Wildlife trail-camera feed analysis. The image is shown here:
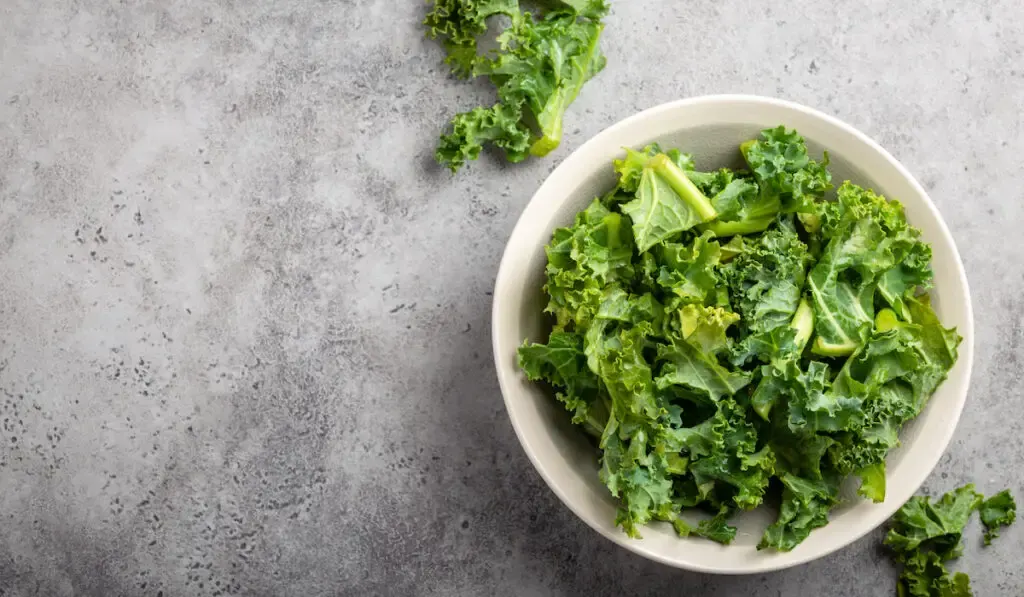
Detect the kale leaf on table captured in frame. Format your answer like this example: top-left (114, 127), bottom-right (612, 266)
top-left (425, 0), bottom-right (609, 172)
top-left (885, 485), bottom-right (1017, 596)
top-left (979, 490), bottom-right (1017, 545)
top-left (517, 126), bottom-right (964, 551)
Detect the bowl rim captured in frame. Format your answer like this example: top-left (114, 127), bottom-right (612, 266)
top-left (491, 94), bottom-right (974, 574)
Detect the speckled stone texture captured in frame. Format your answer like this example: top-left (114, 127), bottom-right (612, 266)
top-left (0, 1), bottom-right (1021, 595)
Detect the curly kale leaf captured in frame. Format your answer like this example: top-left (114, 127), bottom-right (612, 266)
top-left (884, 485), bottom-right (993, 597)
top-left (596, 326), bottom-right (676, 536)
top-left (477, 10), bottom-right (606, 157)
top-left (606, 426), bottom-right (676, 538)
top-left (676, 304), bottom-right (739, 357)
top-left (807, 182), bottom-right (933, 356)
top-left (652, 232), bottom-right (722, 305)
top-left (541, 199), bottom-right (635, 330)
top-left (758, 473), bottom-right (841, 551)
top-left (661, 399), bottom-right (775, 513)
top-left (655, 341), bottom-right (752, 402)
top-left (436, 100), bottom-right (533, 172)
top-left (741, 126), bottom-right (833, 214)
top-left (684, 126), bottom-right (832, 237)
top-left (615, 149), bottom-right (717, 252)
top-left (672, 505), bottom-right (738, 545)
top-left (723, 219), bottom-right (813, 365)
top-left (701, 178), bottom-right (779, 237)
top-left (886, 484), bottom-right (983, 560)
top-left (518, 331), bottom-right (609, 437)
top-left (613, 143), bottom-right (696, 195)
top-left (424, 0), bottom-right (521, 77)
top-left (979, 490), bottom-right (1016, 545)
top-left (856, 461), bottom-right (887, 503)
top-left (885, 485), bottom-right (1016, 595)
top-left (428, 1), bottom-right (608, 171)
top-left (898, 552), bottom-right (973, 597)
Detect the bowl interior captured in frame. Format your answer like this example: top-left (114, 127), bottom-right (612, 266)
top-left (493, 97), bottom-right (973, 573)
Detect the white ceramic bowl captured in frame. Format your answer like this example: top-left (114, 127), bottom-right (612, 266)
top-left (491, 95), bottom-right (974, 573)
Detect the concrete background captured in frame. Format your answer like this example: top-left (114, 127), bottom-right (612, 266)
top-left (1, 1), bottom-right (1022, 595)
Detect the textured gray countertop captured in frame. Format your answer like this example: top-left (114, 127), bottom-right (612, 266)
top-left (1, 1), bottom-right (1022, 596)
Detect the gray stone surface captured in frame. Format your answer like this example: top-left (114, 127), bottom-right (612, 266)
top-left (0, 0), bottom-right (1022, 595)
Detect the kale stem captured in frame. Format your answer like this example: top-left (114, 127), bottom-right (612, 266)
top-left (790, 298), bottom-right (815, 351)
top-left (648, 154), bottom-right (718, 221)
top-left (702, 216), bottom-right (775, 237)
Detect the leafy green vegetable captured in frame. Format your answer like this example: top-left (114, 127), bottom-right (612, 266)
top-left (856, 461), bottom-right (886, 502)
top-left (423, 0), bottom-right (521, 77)
top-left (886, 485), bottom-right (982, 559)
top-left (436, 101), bottom-right (533, 170)
top-left (723, 219), bottom-right (813, 366)
top-left (616, 149), bottom-right (718, 251)
top-left (655, 341), bottom-right (752, 401)
top-left (699, 126), bottom-right (833, 238)
top-left (518, 126), bottom-right (960, 550)
top-left (677, 304), bottom-right (739, 356)
top-left (885, 485), bottom-right (1016, 596)
top-left (518, 330), bottom-right (608, 436)
top-left (426, 0), bottom-right (608, 172)
top-left (741, 126), bottom-right (833, 214)
top-left (898, 552), bottom-right (972, 597)
top-left (758, 473), bottom-right (840, 551)
top-left (673, 505), bottom-right (738, 545)
top-left (979, 490), bottom-right (1016, 545)
top-left (807, 182), bottom-right (932, 356)
top-left (540, 199), bottom-right (634, 330)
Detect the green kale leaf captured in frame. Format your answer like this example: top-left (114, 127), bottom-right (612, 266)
top-left (672, 505), bottom-right (738, 545)
top-left (424, 0), bottom-right (521, 77)
top-left (979, 490), bottom-right (1016, 545)
top-left (655, 341), bottom-right (752, 402)
top-left (723, 219), bottom-right (813, 365)
top-left (542, 199), bottom-right (634, 330)
top-left (653, 233), bottom-right (722, 305)
top-left (885, 484), bottom-right (982, 560)
top-left (807, 182), bottom-right (932, 356)
top-left (436, 100), bottom-right (534, 172)
top-left (758, 473), bottom-right (840, 551)
top-left (885, 485), bottom-right (1016, 595)
top-left (427, 0), bottom-right (608, 171)
top-left (518, 330), bottom-right (609, 437)
top-left (617, 150), bottom-right (718, 252)
top-left (741, 126), bottom-right (833, 214)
